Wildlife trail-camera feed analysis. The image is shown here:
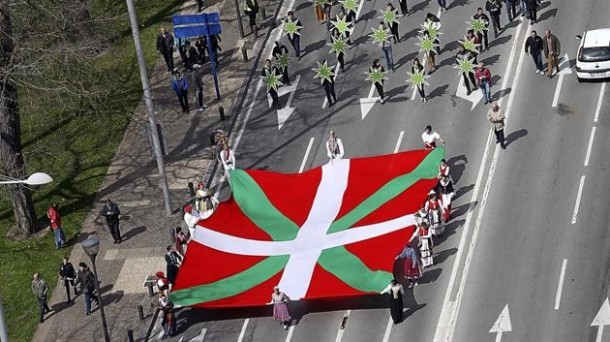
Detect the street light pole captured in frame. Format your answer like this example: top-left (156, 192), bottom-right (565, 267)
top-left (82, 236), bottom-right (110, 342)
top-left (125, 0), bottom-right (173, 216)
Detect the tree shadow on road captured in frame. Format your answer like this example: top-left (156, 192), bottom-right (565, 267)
top-left (505, 129), bottom-right (528, 147)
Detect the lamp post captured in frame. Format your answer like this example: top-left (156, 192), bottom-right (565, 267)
top-left (82, 235), bottom-right (110, 342)
top-left (0, 171), bottom-right (52, 341)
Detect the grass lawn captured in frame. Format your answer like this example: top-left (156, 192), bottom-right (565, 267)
top-left (0, 0), bottom-right (185, 340)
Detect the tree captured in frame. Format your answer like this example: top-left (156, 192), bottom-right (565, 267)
top-left (0, 0), bottom-right (109, 236)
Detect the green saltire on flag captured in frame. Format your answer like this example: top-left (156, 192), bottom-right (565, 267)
top-left (454, 57), bottom-right (476, 74)
top-left (263, 69), bottom-right (281, 91)
top-left (313, 60), bottom-right (336, 84)
top-left (365, 68), bottom-right (387, 85)
top-left (407, 68), bottom-right (429, 87)
top-left (282, 17), bottom-right (303, 39)
top-left (370, 26), bottom-right (391, 46)
top-left (329, 36), bottom-right (349, 57)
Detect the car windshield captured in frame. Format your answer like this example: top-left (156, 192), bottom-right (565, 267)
top-left (581, 46), bottom-right (610, 62)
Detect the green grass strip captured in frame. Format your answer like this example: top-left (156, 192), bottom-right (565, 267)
top-left (327, 147), bottom-right (444, 234)
top-left (170, 255), bottom-right (290, 306)
top-left (318, 246), bottom-right (393, 292)
top-left (230, 169), bottom-right (300, 241)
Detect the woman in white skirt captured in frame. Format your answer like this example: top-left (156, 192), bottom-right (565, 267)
top-left (412, 221), bottom-right (434, 268)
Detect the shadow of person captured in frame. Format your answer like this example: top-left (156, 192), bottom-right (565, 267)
top-left (505, 128), bottom-right (528, 147)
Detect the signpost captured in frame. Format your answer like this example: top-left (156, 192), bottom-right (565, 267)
top-left (173, 13), bottom-right (223, 101)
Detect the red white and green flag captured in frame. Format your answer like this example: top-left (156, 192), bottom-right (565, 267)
top-left (171, 147), bottom-right (444, 307)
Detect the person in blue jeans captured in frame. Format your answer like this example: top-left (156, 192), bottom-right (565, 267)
top-left (286, 11), bottom-right (302, 59)
top-left (170, 70), bottom-right (190, 113)
top-left (524, 30), bottom-right (545, 74)
top-left (379, 22), bottom-right (394, 71)
top-left (437, 0), bottom-right (447, 12)
top-left (475, 62), bottom-right (493, 104)
top-left (504, 0), bottom-right (517, 21)
top-left (520, 0), bottom-right (527, 16)
top-left (74, 263), bottom-right (99, 316)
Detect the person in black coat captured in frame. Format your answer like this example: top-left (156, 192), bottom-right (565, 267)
top-left (195, 36), bottom-right (207, 64)
top-left (101, 199), bottom-right (121, 244)
top-left (165, 246), bottom-right (183, 284)
top-left (262, 59), bottom-right (281, 107)
top-left (485, 0), bottom-right (503, 37)
top-left (323, 75), bottom-right (337, 107)
top-left (243, 0), bottom-right (260, 31)
top-left (472, 8), bottom-right (490, 51)
top-left (525, 0), bottom-right (538, 23)
top-left (272, 41), bottom-right (291, 86)
top-left (156, 28), bottom-right (175, 72)
top-left (184, 40), bottom-right (199, 71)
top-left (59, 257), bottom-right (76, 303)
top-left (210, 34), bottom-right (222, 65)
top-left (524, 30), bottom-right (544, 74)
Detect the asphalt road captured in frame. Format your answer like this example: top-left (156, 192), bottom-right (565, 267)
top-left (166, 0), bottom-right (610, 341)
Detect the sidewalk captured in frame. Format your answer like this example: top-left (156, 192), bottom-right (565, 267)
top-left (31, 0), bottom-right (276, 340)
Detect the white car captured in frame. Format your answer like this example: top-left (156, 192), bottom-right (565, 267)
top-left (575, 28), bottom-right (610, 82)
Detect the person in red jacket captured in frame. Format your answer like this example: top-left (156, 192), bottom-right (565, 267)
top-left (475, 62), bottom-right (493, 104)
top-left (47, 204), bottom-right (66, 249)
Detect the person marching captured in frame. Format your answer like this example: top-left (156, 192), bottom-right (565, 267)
top-left (438, 159), bottom-right (450, 178)
top-left (243, 0), bottom-right (260, 33)
top-left (326, 130), bottom-right (345, 161)
top-left (425, 190), bottom-right (445, 235)
top-left (397, 243), bottom-right (422, 288)
top-left (157, 292), bottom-right (177, 338)
top-left (272, 41), bottom-right (291, 86)
top-left (174, 227), bottom-right (188, 255)
top-left (380, 279), bottom-right (405, 325)
top-left (270, 286), bottom-right (292, 330)
top-left (472, 7), bottom-right (490, 51)
top-left (542, 30), bottom-right (561, 78)
top-left (220, 143), bottom-right (236, 179)
top-left (525, 30), bottom-right (545, 75)
top-left (436, 175), bottom-right (455, 223)
top-left (386, 3), bottom-right (400, 44)
top-left (421, 125), bottom-right (445, 149)
top-left (488, 102), bottom-right (507, 149)
top-left (423, 31), bottom-right (440, 73)
top-left (322, 72), bottom-right (338, 107)
top-left (165, 245), bottom-right (183, 284)
top-left (379, 22), bottom-right (395, 71)
top-left (331, 29), bottom-right (346, 72)
top-left (412, 221), bottom-right (434, 267)
top-left (286, 11), bottom-right (303, 59)
top-left (370, 59), bottom-right (386, 104)
top-left (455, 45), bottom-right (478, 95)
top-left (397, 0), bottom-right (409, 16)
top-left (262, 59), bottom-right (280, 107)
top-left (485, 0), bottom-right (503, 38)
top-left (475, 62), bottom-right (493, 104)
top-left (464, 30), bottom-right (481, 62)
top-left (411, 58), bottom-right (427, 102)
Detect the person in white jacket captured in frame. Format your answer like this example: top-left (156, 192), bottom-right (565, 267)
top-left (220, 143), bottom-right (235, 179)
top-left (325, 130), bottom-right (344, 161)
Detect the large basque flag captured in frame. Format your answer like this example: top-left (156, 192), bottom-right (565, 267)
top-left (171, 147), bottom-right (444, 307)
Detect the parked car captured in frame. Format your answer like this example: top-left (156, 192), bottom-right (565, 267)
top-left (575, 28), bottom-right (610, 82)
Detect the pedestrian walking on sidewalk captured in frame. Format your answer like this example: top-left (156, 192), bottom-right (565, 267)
top-left (485, 0), bottom-right (503, 38)
top-left (195, 36), bottom-right (207, 64)
top-left (184, 40), bottom-right (199, 71)
top-left (411, 58), bottom-right (427, 102)
top-left (59, 257), bottom-right (76, 303)
top-left (379, 22), bottom-right (395, 71)
top-left (475, 62), bottom-right (493, 104)
top-left (525, 30), bottom-right (545, 74)
top-left (286, 11), bottom-right (302, 59)
top-left (326, 130), bottom-right (344, 160)
top-left (243, 0), bottom-right (260, 32)
top-left (543, 30), bottom-right (561, 78)
top-left (270, 286), bottom-right (292, 330)
top-left (397, 244), bottom-right (422, 288)
top-left (397, 0), bottom-right (409, 16)
top-left (165, 246), bottom-right (183, 284)
top-left (505, 0), bottom-right (517, 22)
top-left (455, 45), bottom-right (478, 95)
top-left (323, 75), bottom-right (338, 107)
top-left (380, 279), bottom-right (405, 325)
top-left (472, 8), bottom-right (490, 51)
top-left (171, 70), bottom-right (190, 113)
top-left (192, 64), bottom-right (205, 111)
top-left (74, 263), bottom-right (99, 316)
top-left (370, 59), bottom-right (386, 104)
top-left (101, 199), bottom-right (122, 244)
top-left (488, 102), bottom-right (506, 149)
top-left (31, 273), bottom-right (51, 323)
top-left (421, 125), bottom-right (445, 149)
top-left (47, 203), bottom-right (66, 249)
top-left (156, 28), bottom-right (174, 72)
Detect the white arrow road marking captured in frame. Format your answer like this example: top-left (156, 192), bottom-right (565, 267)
top-left (554, 259), bottom-right (567, 310)
top-left (359, 84), bottom-right (381, 120)
top-left (322, 64), bottom-right (342, 109)
top-left (552, 53), bottom-right (572, 108)
top-left (355, 0), bottom-right (365, 19)
top-left (237, 319), bottom-right (249, 342)
top-left (455, 72), bottom-right (483, 110)
top-left (277, 75), bottom-right (301, 129)
top-left (489, 305), bottom-right (512, 342)
top-left (571, 175), bottom-right (585, 224)
top-left (592, 298), bottom-right (610, 342)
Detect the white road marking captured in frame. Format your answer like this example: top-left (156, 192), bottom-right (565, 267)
top-left (594, 83), bottom-right (606, 123)
top-left (381, 314), bottom-right (394, 342)
top-left (335, 310), bottom-right (351, 342)
top-left (584, 126), bottom-right (596, 167)
top-left (552, 53), bottom-right (572, 108)
top-left (551, 73), bottom-right (564, 107)
top-left (554, 259), bottom-right (567, 310)
top-left (434, 19), bottom-right (530, 342)
top-left (571, 175), bottom-right (586, 224)
top-left (360, 84), bottom-right (380, 119)
top-left (592, 298), bottom-right (610, 342)
top-left (394, 131), bottom-right (404, 153)
top-left (237, 319), bottom-right (249, 342)
top-left (285, 325), bottom-right (295, 342)
top-left (277, 75), bottom-right (302, 129)
top-left (356, 0), bottom-right (365, 19)
top-left (489, 305), bottom-right (512, 342)
top-left (299, 137), bottom-right (315, 173)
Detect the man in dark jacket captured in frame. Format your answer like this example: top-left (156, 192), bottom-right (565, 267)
top-left (170, 71), bottom-right (190, 113)
top-left (525, 0), bottom-right (538, 23)
top-left (286, 11), bottom-right (303, 59)
top-left (192, 64), bottom-right (205, 111)
top-left (243, 0), bottom-right (260, 32)
top-left (31, 273), bottom-right (51, 323)
top-left (59, 257), bottom-right (76, 303)
top-left (165, 246), bottom-right (183, 284)
top-left (323, 75), bottom-right (337, 107)
top-left (74, 263), bottom-right (99, 316)
top-left (156, 28), bottom-right (174, 72)
top-left (542, 30), bottom-right (561, 78)
top-left (525, 30), bottom-right (544, 74)
top-left (485, 0), bottom-right (503, 37)
top-left (261, 59), bottom-right (280, 107)
top-left (101, 199), bottom-right (122, 244)
top-left (472, 7), bottom-right (491, 51)
top-left (184, 40), bottom-right (199, 71)
top-left (195, 36), bottom-right (207, 64)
